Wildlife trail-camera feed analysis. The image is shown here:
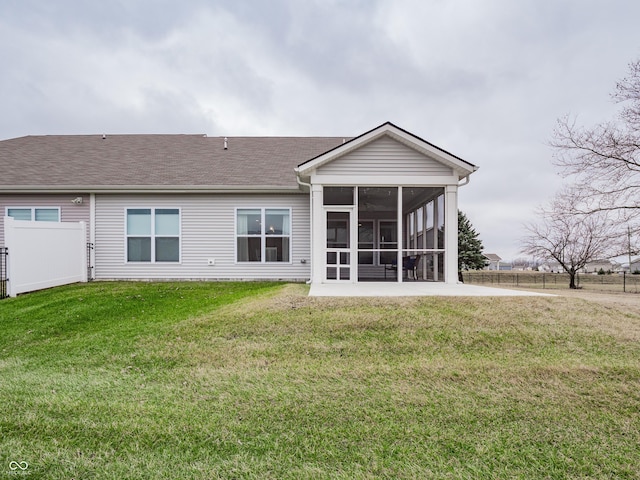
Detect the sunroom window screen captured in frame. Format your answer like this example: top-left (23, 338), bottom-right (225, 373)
top-left (323, 187), bottom-right (354, 205)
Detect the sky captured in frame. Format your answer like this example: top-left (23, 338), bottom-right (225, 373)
top-left (2, 0), bottom-right (639, 261)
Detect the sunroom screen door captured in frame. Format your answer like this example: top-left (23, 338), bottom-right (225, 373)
top-left (325, 210), bottom-right (351, 281)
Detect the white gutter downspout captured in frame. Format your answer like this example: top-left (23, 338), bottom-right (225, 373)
top-left (458, 164), bottom-right (479, 187)
top-left (296, 174), bottom-right (313, 284)
top-left (90, 193), bottom-right (96, 280)
top-left (458, 175), bottom-right (471, 187)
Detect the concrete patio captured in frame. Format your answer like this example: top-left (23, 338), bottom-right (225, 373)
top-left (308, 282), bottom-right (555, 297)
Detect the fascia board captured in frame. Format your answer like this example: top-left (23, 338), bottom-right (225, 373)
top-left (384, 127), bottom-right (478, 175)
top-left (309, 173), bottom-right (461, 186)
top-left (0, 185), bottom-right (305, 194)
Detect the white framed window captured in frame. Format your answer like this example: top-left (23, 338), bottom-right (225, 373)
top-left (126, 208), bottom-right (180, 263)
top-left (236, 207), bottom-right (291, 263)
top-left (6, 207), bottom-right (60, 222)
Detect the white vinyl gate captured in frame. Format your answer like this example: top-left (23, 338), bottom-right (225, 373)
top-left (4, 216), bottom-right (88, 297)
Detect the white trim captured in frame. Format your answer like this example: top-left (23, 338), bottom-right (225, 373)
top-left (0, 185), bottom-right (304, 194)
top-left (311, 185), bottom-right (324, 284)
top-left (445, 185), bottom-right (458, 284)
top-left (397, 187), bottom-right (404, 283)
top-left (310, 174), bottom-right (460, 186)
top-left (124, 207), bottom-right (182, 264)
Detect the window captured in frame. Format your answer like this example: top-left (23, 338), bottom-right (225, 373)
top-left (126, 208), bottom-right (180, 262)
top-left (6, 207), bottom-right (60, 222)
top-left (237, 208), bottom-right (290, 262)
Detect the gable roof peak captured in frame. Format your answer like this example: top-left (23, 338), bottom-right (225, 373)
top-left (296, 122), bottom-right (477, 176)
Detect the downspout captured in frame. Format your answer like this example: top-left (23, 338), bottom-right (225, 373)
top-left (296, 174), bottom-right (313, 284)
top-left (89, 193), bottom-right (96, 280)
top-left (458, 165), bottom-right (479, 187)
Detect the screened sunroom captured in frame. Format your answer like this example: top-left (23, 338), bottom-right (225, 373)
top-left (295, 122), bottom-right (477, 286)
top-left (323, 186), bottom-right (448, 283)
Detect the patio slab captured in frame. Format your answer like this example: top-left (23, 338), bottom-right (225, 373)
top-left (308, 282), bottom-right (555, 297)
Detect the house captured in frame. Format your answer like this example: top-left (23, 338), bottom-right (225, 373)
top-left (539, 261), bottom-right (562, 273)
top-left (621, 258), bottom-right (640, 274)
top-left (0, 122), bottom-right (477, 287)
top-left (483, 253), bottom-right (502, 271)
top-left (610, 260), bottom-right (623, 273)
top-left (582, 259), bottom-right (613, 274)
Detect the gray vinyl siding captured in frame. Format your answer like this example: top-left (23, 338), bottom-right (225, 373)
top-left (0, 193), bottom-right (90, 245)
top-left (94, 193), bottom-right (311, 280)
top-left (317, 136), bottom-right (454, 176)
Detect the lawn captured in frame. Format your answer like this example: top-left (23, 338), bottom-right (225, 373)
top-left (1, 282), bottom-right (639, 479)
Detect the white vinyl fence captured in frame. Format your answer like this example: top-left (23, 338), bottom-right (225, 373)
top-left (4, 216), bottom-right (87, 297)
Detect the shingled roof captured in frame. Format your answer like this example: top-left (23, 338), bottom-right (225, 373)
top-left (0, 134), bottom-right (346, 192)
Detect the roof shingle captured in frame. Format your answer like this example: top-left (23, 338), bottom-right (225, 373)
top-left (0, 134), bottom-right (346, 190)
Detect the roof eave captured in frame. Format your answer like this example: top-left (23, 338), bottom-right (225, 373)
top-left (0, 185), bottom-right (305, 194)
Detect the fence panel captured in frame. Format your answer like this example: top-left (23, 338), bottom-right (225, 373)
top-left (4, 216), bottom-right (87, 297)
top-left (462, 270), bottom-right (640, 293)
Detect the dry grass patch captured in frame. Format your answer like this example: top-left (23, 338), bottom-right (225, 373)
top-left (1, 282), bottom-right (639, 478)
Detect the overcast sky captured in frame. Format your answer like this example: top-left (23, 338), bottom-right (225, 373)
top-left (2, 0), bottom-right (639, 260)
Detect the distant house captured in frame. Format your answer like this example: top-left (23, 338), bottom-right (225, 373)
top-left (582, 259), bottom-right (613, 274)
top-left (539, 261), bottom-right (562, 273)
top-left (610, 260), bottom-right (623, 273)
top-left (0, 122), bottom-right (478, 288)
top-left (621, 258), bottom-right (640, 274)
top-left (483, 253), bottom-right (502, 271)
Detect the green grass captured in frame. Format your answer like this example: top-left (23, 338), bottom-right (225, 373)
top-left (1, 282), bottom-right (639, 479)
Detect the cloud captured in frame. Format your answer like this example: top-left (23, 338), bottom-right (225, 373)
top-left (2, 0), bottom-right (640, 260)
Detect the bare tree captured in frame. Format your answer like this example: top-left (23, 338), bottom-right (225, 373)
top-left (551, 58), bottom-right (640, 244)
top-left (522, 191), bottom-right (615, 289)
top-left (511, 257), bottom-right (542, 271)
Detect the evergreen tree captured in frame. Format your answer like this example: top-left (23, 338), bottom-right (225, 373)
top-left (458, 210), bottom-right (487, 271)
